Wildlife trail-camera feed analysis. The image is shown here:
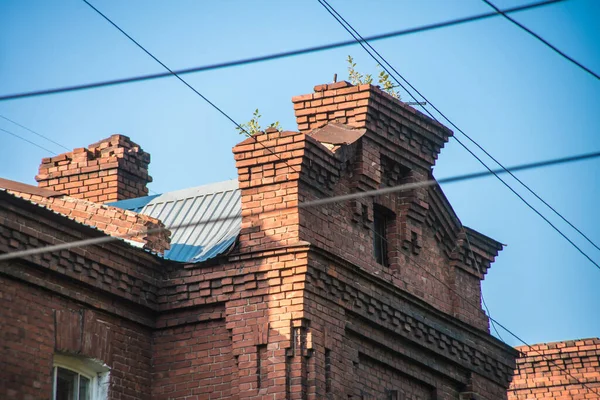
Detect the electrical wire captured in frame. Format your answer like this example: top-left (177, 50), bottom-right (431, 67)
top-left (317, 0), bottom-right (600, 271)
top-left (320, 0), bottom-right (600, 254)
top-left (0, 127), bottom-right (57, 155)
top-left (81, 0), bottom-right (245, 135)
top-left (374, 227), bottom-right (600, 397)
top-left (316, 4), bottom-right (600, 392)
top-left (0, 0), bottom-right (565, 102)
top-left (0, 147), bottom-right (598, 262)
top-left (0, 114), bottom-right (71, 151)
top-left (481, 0), bottom-right (600, 81)
top-left (80, 0), bottom-right (300, 177)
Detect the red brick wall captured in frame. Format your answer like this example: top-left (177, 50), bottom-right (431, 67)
top-left (509, 338), bottom-right (600, 399)
top-left (0, 192), bottom-right (159, 400)
top-left (152, 317), bottom-right (234, 399)
top-left (36, 134), bottom-right (152, 203)
top-left (0, 276), bottom-right (153, 400)
top-left (229, 89), bottom-right (513, 398)
top-left (289, 82), bottom-right (496, 331)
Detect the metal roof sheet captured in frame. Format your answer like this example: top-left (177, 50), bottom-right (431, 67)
top-left (109, 180), bottom-right (241, 263)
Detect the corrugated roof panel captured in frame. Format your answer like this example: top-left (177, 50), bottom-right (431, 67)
top-left (109, 180), bottom-right (241, 263)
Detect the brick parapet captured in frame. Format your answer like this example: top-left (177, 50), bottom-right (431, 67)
top-left (231, 109), bottom-right (499, 331)
top-left (292, 81), bottom-right (452, 172)
top-left (509, 338), bottom-right (600, 399)
top-left (35, 134), bottom-right (152, 203)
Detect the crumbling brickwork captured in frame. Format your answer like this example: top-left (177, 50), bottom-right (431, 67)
top-left (509, 338), bottom-right (600, 399)
top-left (2, 180), bottom-right (169, 254)
top-left (36, 134), bottom-right (152, 203)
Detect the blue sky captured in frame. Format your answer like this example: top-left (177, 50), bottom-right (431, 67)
top-left (1, 0), bottom-right (599, 347)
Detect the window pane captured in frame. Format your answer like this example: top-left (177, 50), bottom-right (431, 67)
top-left (55, 367), bottom-right (77, 400)
top-left (79, 376), bottom-right (91, 400)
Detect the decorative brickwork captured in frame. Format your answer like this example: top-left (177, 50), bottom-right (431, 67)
top-left (36, 134), bottom-right (152, 203)
top-left (1, 81), bottom-right (519, 400)
top-left (509, 338), bottom-right (600, 399)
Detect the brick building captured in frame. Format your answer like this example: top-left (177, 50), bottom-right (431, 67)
top-left (1, 82), bottom-right (518, 399)
top-left (508, 338), bottom-right (600, 399)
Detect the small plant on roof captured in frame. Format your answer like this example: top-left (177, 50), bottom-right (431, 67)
top-left (235, 109), bottom-right (282, 136)
top-left (347, 55), bottom-right (400, 99)
top-left (347, 55), bottom-right (373, 85)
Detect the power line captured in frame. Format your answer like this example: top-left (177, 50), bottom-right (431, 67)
top-left (325, 0), bottom-right (600, 256)
top-left (317, 0), bottom-right (600, 271)
top-left (0, 127), bottom-right (57, 155)
top-left (80, 0), bottom-right (300, 177)
top-left (0, 0), bottom-right (565, 102)
top-left (317, 3), bottom-right (600, 393)
top-left (391, 229), bottom-right (600, 397)
top-left (81, 0), bottom-right (245, 135)
top-left (0, 114), bottom-right (71, 151)
top-left (0, 113), bottom-right (160, 195)
top-left (482, 0), bottom-right (600, 81)
top-left (1, 147), bottom-right (598, 262)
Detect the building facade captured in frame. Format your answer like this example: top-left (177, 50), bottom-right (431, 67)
top-left (0, 82), bottom-right (517, 399)
top-left (508, 338), bottom-right (600, 399)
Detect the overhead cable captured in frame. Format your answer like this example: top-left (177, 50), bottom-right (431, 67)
top-left (80, 0), bottom-right (300, 176)
top-left (0, 127), bottom-right (57, 155)
top-left (482, 0), bottom-right (600, 81)
top-left (369, 225), bottom-right (600, 397)
top-left (0, 0), bottom-right (565, 102)
top-left (317, 0), bottom-right (600, 270)
top-left (0, 147), bottom-right (598, 262)
top-left (0, 114), bottom-right (71, 151)
top-left (320, 0), bottom-right (600, 255)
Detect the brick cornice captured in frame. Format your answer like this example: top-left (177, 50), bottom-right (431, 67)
top-left (305, 245), bottom-right (516, 386)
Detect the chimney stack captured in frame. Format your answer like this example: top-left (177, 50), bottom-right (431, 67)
top-left (35, 134), bottom-right (152, 203)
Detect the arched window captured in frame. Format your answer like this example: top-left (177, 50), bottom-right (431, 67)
top-left (52, 354), bottom-right (109, 400)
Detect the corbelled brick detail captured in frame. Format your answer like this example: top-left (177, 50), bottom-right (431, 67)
top-left (36, 134), bottom-right (152, 203)
top-left (509, 338), bottom-right (600, 399)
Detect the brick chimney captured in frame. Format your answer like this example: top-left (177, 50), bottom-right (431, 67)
top-left (35, 134), bottom-right (152, 203)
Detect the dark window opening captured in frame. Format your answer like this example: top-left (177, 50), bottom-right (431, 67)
top-left (373, 204), bottom-right (392, 266)
top-left (325, 348), bottom-right (332, 394)
top-left (257, 344), bottom-right (268, 389)
top-left (387, 389), bottom-right (399, 400)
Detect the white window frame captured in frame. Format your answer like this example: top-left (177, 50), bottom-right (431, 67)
top-left (53, 354), bottom-right (110, 400)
